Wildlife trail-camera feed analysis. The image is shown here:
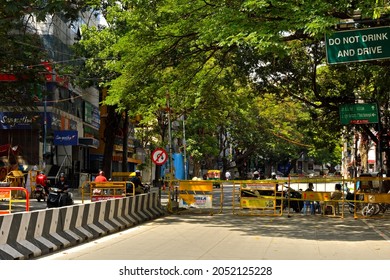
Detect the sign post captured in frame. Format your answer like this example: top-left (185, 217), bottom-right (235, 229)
top-left (325, 26), bottom-right (390, 64)
top-left (339, 103), bottom-right (379, 125)
top-left (151, 148), bottom-right (168, 166)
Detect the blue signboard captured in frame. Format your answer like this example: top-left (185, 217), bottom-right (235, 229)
top-left (53, 130), bottom-right (78, 146)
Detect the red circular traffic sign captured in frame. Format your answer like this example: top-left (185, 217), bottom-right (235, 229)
top-left (151, 148), bottom-right (168, 165)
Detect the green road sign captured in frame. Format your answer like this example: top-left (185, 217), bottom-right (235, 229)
top-left (339, 103), bottom-right (379, 125)
top-left (325, 26), bottom-right (390, 64)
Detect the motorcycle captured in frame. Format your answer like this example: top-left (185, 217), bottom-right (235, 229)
top-left (125, 182), bottom-right (151, 196)
top-left (34, 184), bottom-right (46, 202)
top-left (345, 192), bottom-right (365, 214)
top-left (47, 187), bottom-right (74, 208)
top-left (141, 183), bottom-right (151, 193)
top-left (283, 186), bottom-right (304, 213)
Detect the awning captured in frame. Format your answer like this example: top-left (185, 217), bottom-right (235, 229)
top-left (79, 137), bottom-right (99, 149)
top-left (112, 155), bottom-right (141, 163)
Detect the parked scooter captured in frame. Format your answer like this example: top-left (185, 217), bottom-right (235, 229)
top-left (345, 191), bottom-right (364, 214)
top-left (47, 187), bottom-right (74, 208)
top-left (283, 185), bottom-right (304, 213)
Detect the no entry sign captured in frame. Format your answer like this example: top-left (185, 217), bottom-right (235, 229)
top-left (151, 148), bottom-right (168, 165)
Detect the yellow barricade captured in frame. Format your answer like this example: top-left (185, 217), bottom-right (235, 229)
top-left (301, 191), bottom-right (331, 201)
top-left (364, 193), bottom-right (390, 204)
top-left (90, 181), bottom-right (128, 202)
top-left (178, 181), bottom-right (214, 214)
top-left (111, 172), bottom-right (134, 181)
top-left (235, 182), bottom-right (283, 216)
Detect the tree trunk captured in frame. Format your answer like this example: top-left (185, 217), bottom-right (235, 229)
top-left (102, 105), bottom-right (120, 178)
top-left (121, 111), bottom-right (129, 172)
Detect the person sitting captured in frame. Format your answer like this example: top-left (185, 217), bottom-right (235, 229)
top-left (324, 183), bottom-right (343, 215)
top-left (303, 182), bottom-right (315, 215)
top-left (53, 172), bottom-right (73, 206)
top-left (55, 173), bottom-right (69, 192)
top-left (95, 170), bottom-right (107, 182)
top-left (36, 171), bottom-right (49, 195)
top-left (129, 170), bottom-right (145, 194)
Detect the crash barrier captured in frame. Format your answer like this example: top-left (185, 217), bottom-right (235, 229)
top-left (0, 192), bottom-right (164, 260)
top-left (176, 180), bottom-right (217, 214)
top-left (0, 187), bottom-right (30, 215)
top-left (90, 181), bottom-right (130, 202)
top-left (232, 181), bottom-right (283, 216)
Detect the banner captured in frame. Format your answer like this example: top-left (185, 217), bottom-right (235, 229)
top-left (53, 130), bottom-right (78, 146)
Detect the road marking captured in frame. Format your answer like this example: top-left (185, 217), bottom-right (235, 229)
top-left (362, 219), bottom-right (390, 242)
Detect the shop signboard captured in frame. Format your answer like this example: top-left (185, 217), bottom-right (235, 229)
top-left (53, 130), bottom-right (78, 145)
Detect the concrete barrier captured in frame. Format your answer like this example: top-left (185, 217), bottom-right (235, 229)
top-left (0, 192), bottom-right (164, 260)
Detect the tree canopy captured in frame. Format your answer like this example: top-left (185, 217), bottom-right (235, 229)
top-left (78, 0), bottom-right (390, 176)
top-left (4, 0), bottom-right (390, 177)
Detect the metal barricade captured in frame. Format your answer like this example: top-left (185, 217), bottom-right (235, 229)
top-left (233, 181), bottom-right (283, 216)
top-left (90, 181), bottom-right (127, 202)
top-left (0, 187), bottom-right (30, 214)
top-left (177, 180), bottom-right (216, 215)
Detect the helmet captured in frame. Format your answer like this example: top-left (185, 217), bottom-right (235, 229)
top-left (271, 172), bottom-right (276, 176)
top-left (59, 172), bottom-right (65, 178)
top-left (135, 170), bottom-right (141, 175)
top-left (99, 171), bottom-right (104, 176)
top-left (39, 171), bottom-right (44, 175)
top-left (253, 171), bottom-right (259, 175)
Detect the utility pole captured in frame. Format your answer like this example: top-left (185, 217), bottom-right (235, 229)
top-left (166, 93), bottom-right (173, 176)
top-left (183, 114), bottom-right (187, 180)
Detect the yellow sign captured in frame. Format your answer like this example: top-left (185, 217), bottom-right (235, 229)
top-left (302, 191), bottom-right (331, 201)
top-left (179, 181), bottom-right (213, 192)
top-left (240, 197), bottom-right (274, 208)
top-left (179, 194), bottom-right (212, 208)
top-left (366, 194), bottom-right (390, 203)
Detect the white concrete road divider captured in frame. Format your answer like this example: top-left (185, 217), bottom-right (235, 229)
top-left (0, 192), bottom-right (164, 260)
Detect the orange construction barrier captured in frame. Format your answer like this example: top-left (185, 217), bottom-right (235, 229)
top-left (0, 187), bottom-right (30, 214)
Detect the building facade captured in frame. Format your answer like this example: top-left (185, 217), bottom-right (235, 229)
top-left (1, 11), bottom-right (102, 187)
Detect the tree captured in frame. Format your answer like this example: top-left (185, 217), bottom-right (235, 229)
top-left (74, 1), bottom-right (390, 178)
top-left (0, 1), bottom-right (103, 108)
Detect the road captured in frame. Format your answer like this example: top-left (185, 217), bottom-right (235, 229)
top-left (36, 206), bottom-right (390, 260)
top-left (34, 182), bottom-right (390, 260)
